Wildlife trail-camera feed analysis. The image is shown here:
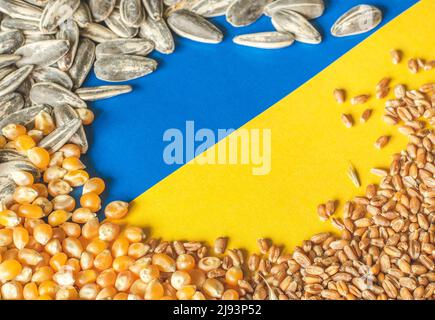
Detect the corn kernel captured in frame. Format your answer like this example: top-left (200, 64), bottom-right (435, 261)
top-left (27, 129), bottom-right (44, 144)
top-left (94, 250), bottom-right (113, 271)
top-left (17, 204), bottom-right (44, 219)
top-left (13, 186), bottom-right (38, 204)
top-left (176, 254), bottom-right (196, 271)
top-left (48, 210), bottom-right (71, 227)
top-left (72, 208), bottom-right (96, 224)
top-left (0, 210), bottom-right (20, 227)
top-left (62, 237), bottom-right (83, 259)
top-left (152, 253), bottom-right (176, 272)
top-left (83, 177), bottom-right (105, 195)
top-left (31, 266), bottom-right (54, 283)
top-left (43, 166), bottom-right (67, 183)
top-left (49, 253), bottom-right (68, 272)
top-left (0, 228), bottom-right (13, 246)
top-left (34, 111), bottom-right (55, 135)
top-left (111, 237), bottom-right (129, 258)
top-left (2, 124), bottom-right (26, 140)
top-left (31, 184), bottom-right (48, 198)
top-left (144, 279), bottom-right (164, 300)
top-left (62, 156), bottom-right (85, 171)
top-left (203, 278), bottom-right (224, 298)
top-left (23, 282), bottom-right (38, 300)
top-left (115, 271), bottom-right (134, 292)
top-left (48, 179), bottom-right (72, 197)
top-left (80, 192), bottom-right (101, 212)
top-left (104, 201), bottom-right (129, 220)
top-left (18, 248), bottom-right (43, 266)
top-left (14, 135), bottom-right (35, 152)
top-left (139, 265), bottom-right (160, 283)
top-left (32, 197), bottom-right (53, 215)
top-left (27, 147), bottom-right (50, 169)
top-left (222, 289), bottom-right (239, 300)
top-left (98, 222), bottom-right (120, 242)
top-left (10, 170), bottom-right (34, 186)
top-left (76, 108), bottom-right (94, 125)
top-left (12, 227), bottom-right (29, 250)
top-left (112, 255), bottom-right (134, 272)
top-left (38, 280), bottom-right (58, 298)
top-left (0, 135), bottom-right (6, 148)
top-left (225, 266), bottom-right (243, 286)
top-left (59, 144), bottom-right (81, 158)
top-left (82, 217), bottom-right (99, 239)
top-left (171, 271), bottom-right (191, 290)
top-left (63, 170), bottom-right (89, 187)
top-left (1, 281), bottom-right (23, 300)
top-left (0, 259), bottom-right (23, 281)
top-left (96, 269), bottom-right (116, 288)
top-left (176, 285), bottom-right (196, 300)
top-left (33, 223), bottom-right (53, 245)
top-left (76, 269), bottom-right (97, 287)
top-left (122, 226), bottom-right (144, 243)
top-left (51, 195), bottom-right (75, 212)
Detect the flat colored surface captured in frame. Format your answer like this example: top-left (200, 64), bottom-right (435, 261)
top-left (126, 0), bottom-right (434, 251)
top-left (84, 0), bottom-right (418, 203)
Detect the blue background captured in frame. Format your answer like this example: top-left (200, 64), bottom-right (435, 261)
top-left (82, 0), bottom-right (418, 204)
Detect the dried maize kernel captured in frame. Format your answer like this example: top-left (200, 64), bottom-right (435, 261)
top-left (63, 170), bottom-right (89, 187)
top-left (203, 278), bottom-right (224, 298)
top-left (27, 147), bottom-right (50, 169)
top-left (23, 282), bottom-right (38, 300)
top-left (51, 195), bottom-right (75, 212)
top-left (80, 192), bottom-right (101, 212)
top-left (152, 253), bottom-right (176, 272)
top-left (33, 223), bottom-right (53, 245)
top-left (104, 201), bottom-right (129, 220)
top-left (111, 237), bottom-right (129, 258)
top-left (62, 237), bottom-right (83, 259)
top-left (0, 259), bottom-right (23, 281)
top-left (112, 255), bottom-right (134, 272)
top-left (192, 291), bottom-right (206, 300)
top-left (76, 108), bottom-right (94, 125)
top-left (82, 218), bottom-right (99, 240)
top-left (53, 267), bottom-right (75, 287)
top-left (225, 266), bottom-right (243, 286)
top-left (38, 280), bottom-right (58, 298)
top-left (113, 292), bottom-right (128, 300)
top-left (1, 281), bottom-right (23, 300)
top-left (27, 129), bottom-right (44, 144)
top-left (10, 170), bottom-right (34, 186)
top-left (48, 210), bottom-right (71, 227)
top-left (76, 269), bottom-right (97, 287)
top-left (83, 177), bottom-right (105, 195)
top-left (95, 286), bottom-right (116, 300)
top-left (86, 238), bottom-right (108, 255)
top-left (2, 124), bottom-right (26, 140)
top-left (0, 210), bottom-right (20, 227)
top-left (34, 111), bottom-right (55, 135)
top-left (222, 289), bottom-right (239, 300)
top-left (96, 269), bottom-right (116, 288)
top-left (128, 243), bottom-right (148, 259)
top-left (32, 197), bottom-right (53, 215)
top-left (44, 239), bottom-right (62, 256)
top-left (12, 227), bottom-right (29, 250)
top-left (31, 266), bottom-right (53, 283)
top-left (171, 271), bottom-right (192, 290)
top-left (49, 152), bottom-right (64, 167)
top-left (144, 279), bottom-right (164, 300)
top-left (13, 186), bottom-right (38, 204)
top-left (61, 222), bottom-right (81, 238)
top-left (122, 226), bottom-right (144, 243)
top-left (43, 166), bottom-right (67, 183)
top-left (17, 204), bottom-right (44, 219)
top-left (139, 265), bottom-right (160, 283)
top-left (4, 140), bottom-right (16, 149)
top-left (94, 250), bottom-right (113, 271)
top-left (55, 286), bottom-right (78, 300)
top-left (48, 179), bottom-right (72, 197)
top-left (80, 251), bottom-right (94, 270)
top-left (130, 279), bottom-right (148, 296)
top-left (14, 135), bottom-right (35, 152)
top-left (31, 184), bottom-right (48, 198)
top-left (49, 253), bottom-right (68, 272)
top-left (62, 157), bottom-right (85, 171)
top-left (72, 208), bottom-right (96, 224)
top-left (59, 144), bottom-right (81, 158)
top-left (176, 285), bottom-right (196, 300)
top-left (18, 248), bottom-right (43, 266)
top-left (14, 266), bottom-right (32, 283)
top-left (98, 222), bottom-right (120, 242)
top-left (115, 271), bottom-right (134, 292)
top-left (176, 254), bottom-right (196, 271)
top-left (66, 258), bottom-right (80, 273)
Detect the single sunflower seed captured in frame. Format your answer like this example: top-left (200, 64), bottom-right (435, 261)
top-left (73, 2), bottom-right (92, 28)
top-left (56, 20), bottom-right (80, 72)
top-left (0, 54), bottom-right (21, 69)
top-left (104, 9), bottom-right (139, 38)
top-left (0, 30), bottom-right (25, 54)
top-left (139, 16), bottom-right (175, 54)
top-left (120, 0), bottom-right (144, 27)
top-left (39, 0), bottom-right (80, 33)
top-left (233, 31), bottom-right (294, 49)
top-left (272, 9), bottom-right (321, 44)
top-left (89, 0), bottom-right (117, 22)
top-left (143, 0), bottom-right (163, 20)
top-left (31, 66), bottom-right (73, 90)
top-left (0, 93), bottom-right (24, 118)
top-left (81, 22), bottom-right (118, 43)
top-left (68, 38), bottom-right (96, 89)
top-left (75, 85), bottom-right (133, 101)
top-left (331, 5), bottom-right (382, 37)
top-left (0, 0), bottom-right (42, 22)
top-left (29, 82), bottom-right (87, 108)
top-left (190, 0), bottom-right (233, 18)
top-left (264, 0), bottom-right (325, 19)
top-left (15, 40), bottom-right (70, 67)
top-left (0, 65), bottom-right (34, 97)
top-left (38, 118), bottom-right (82, 153)
top-left (53, 105), bottom-right (88, 153)
top-left (226, 0), bottom-right (269, 27)
top-left (96, 38), bottom-right (154, 58)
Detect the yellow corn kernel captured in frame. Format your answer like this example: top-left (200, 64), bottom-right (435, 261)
top-left (96, 269), bottom-right (116, 288)
top-left (48, 179), bottom-right (72, 197)
top-left (44, 239), bottom-right (62, 256)
top-left (1, 281), bottom-right (23, 300)
top-left (192, 291), bottom-right (206, 300)
top-left (61, 222), bottom-right (81, 238)
top-left (66, 258), bottom-right (80, 273)
top-left (13, 186), bottom-right (39, 204)
top-left (80, 251), bottom-right (94, 270)
top-left (112, 255), bottom-right (134, 273)
top-left (104, 201), bottom-right (129, 220)
top-left (225, 266), bottom-right (243, 286)
top-left (34, 111), bottom-right (55, 135)
top-left (122, 226), bottom-right (144, 243)
top-left (82, 217), bottom-right (100, 240)
top-left (27, 129), bottom-right (44, 144)
top-left (176, 254), bottom-right (196, 271)
top-left (59, 144), bottom-right (81, 158)
top-left (38, 280), bottom-right (58, 298)
top-left (17, 204), bottom-right (44, 219)
top-left (12, 227), bottom-right (29, 250)
top-left (33, 223), bottom-right (53, 245)
top-left (71, 208), bottom-right (96, 224)
top-left (139, 265), bottom-right (160, 283)
top-left (62, 237), bottom-right (83, 259)
top-left (23, 218), bottom-right (44, 233)
top-left (128, 243), bottom-right (148, 259)
top-left (2, 124), bottom-right (26, 140)
top-left (0, 228), bottom-right (13, 247)
top-left (83, 177), bottom-right (105, 195)
top-left (98, 222), bottom-right (120, 242)
top-left (31, 183), bottom-right (48, 198)
top-left (0, 210), bottom-right (20, 227)
top-left (63, 170), bottom-right (89, 187)
top-left (49, 151), bottom-right (64, 167)
top-left (76, 269), bottom-right (97, 287)
top-left (48, 210), bottom-right (71, 227)
top-left (3, 248), bottom-right (18, 260)
top-left (0, 135), bottom-right (6, 148)
top-left (203, 278), bottom-right (224, 298)
top-left (49, 253), bottom-right (68, 272)
top-left (15, 134), bottom-right (36, 152)
top-left (176, 285), bottom-right (196, 300)
top-left (38, 294), bottom-right (52, 300)
top-left (18, 248), bottom-right (43, 266)
top-left (31, 266), bottom-right (54, 283)
top-left (171, 271), bottom-right (192, 291)
top-left (222, 289), bottom-right (239, 300)
top-left (95, 286), bottom-right (117, 300)
top-left (144, 279), bottom-right (164, 300)
top-left (15, 265), bottom-right (32, 282)
top-left (27, 147), bottom-right (50, 169)
top-left (62, 156), bottom-right (85, 171)
top-left (55, 286), bottom-right (78, 300)
top-left (86, 238), bottom-right (108, 255)
top-left (76, 108), bottom-right (94, 125)
top-left (94, 250), bottom-right (113, 271)
top-left (10, 170), bottom-right (34, 186)
top-left (51, 195), bottom-right (75, 212)
top-left (152, 253), bottom-right (176, 272)
top-left (80, 192), bottom-right (101, 212)
top-left (115, 270), bottom-right (134, 292)
top-left (113, 292), bottom-right (128, 300)
top-left (32, 197), bottom-right (53, 216)
top-left (0, 259), bottom-right (23, 281)
top-left (23, 282), bottom-right (39, 300)
top-left (111, 237), bottom-right (129, 258)
top-left (43, 166), bottom-right (67, 183)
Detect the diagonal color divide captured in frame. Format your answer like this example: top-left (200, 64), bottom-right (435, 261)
top-left (126, 1), bottom-right (434, 251)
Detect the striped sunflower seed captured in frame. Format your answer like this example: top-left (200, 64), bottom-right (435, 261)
top-left (143, 0), bottom-right (163, 20)
top-left (29, 82), bottom-right (87, 108)
top-left (233, 31), bottom-right (294, 49)
top-left (73, 2), bottom-right (92, 28)
top-left (0, 65), bottom-right (34, 97)
top-left (0, 177), bottom-right (15, 205)
top-left (39, 0), bottom-right (80, 33)
top-left (272, 9), bottom-right (321, 44)
top-left (89, 0), bottom-right (117, 22)
top-left (1, 16), bottom-right (41, 34)
top-left (15, 40), bottom-right (70, 67)
top-left (94, 54), bottom-right (158, 82)
top-left (0, 93), bottom-right (24, 118)
top-left (0, 0), bottom-right (42, 22)
top-left (0, 160), bottom-right (40, 180)
top-left (0, 30), bottom-right (25, 54)
top-left (75, 85), bottom-right (133, 101)
top-left (120, 0), bottom-right (143, 27)
top-left (0, 149), bottom-right (28, 163)
top-left (139, 16), bottom-right (175, 54)
top-left (0, 66), bottom-right (16, 81)
top-left (81, 22), bottom-right (118, 43)
top-left (56, 20), bottom-right (80, 72)
top-left (331, 5), bottom-right (382, 37)
top-left (264, 0), bottom-right (325, 19)
top-left (190, 0), bottom-right (233, 18)
top-left (53, 105), bottom-right (88, 153)
top-left (68, 38), bottom-right (96, 89)
top-left (104, 9), bottom-right (139, 38)
top-left (0, 54), bottom-right (21, 69)
top-left (96, 38), bottom-right (154, 58)
top-left (167, 9), bottom-right (223, 44)
top-left (31, 66), bottom-right (73, 90)
top-left (38, 118), bottom-right (82, 153)
top-left (226, 0), bottom-right (269, 27)
top-left (0, 104), bottom-right (49, 131)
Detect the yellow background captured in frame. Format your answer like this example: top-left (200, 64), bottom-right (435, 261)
top-left (126, 1), bottom-right (434, 251)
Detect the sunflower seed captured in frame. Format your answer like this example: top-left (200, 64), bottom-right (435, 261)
top-left (0, 65), bottom-right (34, 97)
top-left (22, 0), bottom-right (49, 7)
top-left (56, 21), bottom-right (79, 72)
top-left (81, 22), bottom-right (118, 42)
top-left (31, 66), bottom-right (73, 89)
top-left (272, 9), bottom-right (321, 44)
top-left (15, 40), bottom-right (70, 67)
top-left (0, 66), bottom-right (16, 81)
top-left (104, 9), bottom-right (139, 38)
top-left (53, 105), bottom-right (88, 153)
top-left (1, 17), bottom-right (40, 34)
top-left (0, 0), bottom-right (42, 22)
top-left (264, 0), bottom-right (324, 19)
top-left (0, 149), bottom-right (27, 163)
top-left (0, 160), bottom-right (39, 180)
top-left (75, 85), bottom-right (133, 101)
top-left (142, 0), bottom-right (163, 20)
top-left (0, 177), bottom-right (15, 204)
top-left (226, 0), bottom-right (269, 27)
top-left (73, 2), bottom-right (92, 28)
top-left (96, 38), bottom-right (154, 58)
top-left (30, 82), bottom-right (87, 108)
top-left (167, 9), bottom-right (223, 44)
top-left (331, 5), bottom-right (382, 37)
top-left (94, 54), bottom-right (157, 82)
top-left (233, 31), bottom-right (294, 49)
top-left (89, 0), bottom-right (117, 22)
top-left (39, 0), bottom-right (80, 33)
top-left (0, 54), bottom-right (21, 68)
top-left (24, 33), bottom-right (54, 44)
top-left (0, 30), bottom-right (25, 54)
top-left (38, 118), bottom-right (82, 153)
top-left (139, 16), bottom-right (174, 54)
top-left (68, 38), bottom-right (96, 89)
top-left (0, 104), bottom-right (49, 131)
top-left (190, 0), bottom-right (233, 18)
top-left (120, 0), bottom-right (143, 27)
top-left (0, 93), bottom-right (24, 118)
